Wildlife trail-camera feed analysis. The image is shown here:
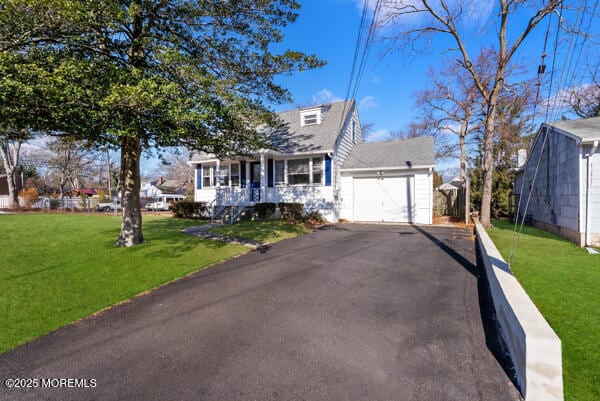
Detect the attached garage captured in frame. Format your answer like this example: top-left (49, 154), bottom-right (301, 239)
top-left (352, 176), bottom-right (414, 222)
top-left (338, 137), bottom-right (434, 225)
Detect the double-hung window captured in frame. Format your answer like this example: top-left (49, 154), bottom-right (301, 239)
top-left (274, 160), bottom-right (285, 185)
top-left (202, 163), bottom-right (240, 188)
top-left (202, 165), bottom-right (213, 188)
top-left (277, 157), bottom-right (324, 186)
top-left (312, 158), bottom-right (323, 185)
top-left (218, 165), bottom-right (229, 186)
top-left (230, 164), bottom-right (240, 187)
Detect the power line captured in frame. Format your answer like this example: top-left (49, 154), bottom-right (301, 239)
top-left (339, 0), bottom-right (381, 132)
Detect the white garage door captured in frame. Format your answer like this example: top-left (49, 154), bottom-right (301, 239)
top-left (353, 176), bottom-right (415, 222)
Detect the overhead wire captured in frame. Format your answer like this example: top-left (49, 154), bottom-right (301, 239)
top-left (337, 0), bottom-right (383, 169)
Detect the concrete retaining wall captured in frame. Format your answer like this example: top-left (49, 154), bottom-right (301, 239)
top-left (475, 221), bottom-right (563, 401)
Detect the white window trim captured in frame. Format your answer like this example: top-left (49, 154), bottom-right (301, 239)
top-left (300, 108), bottom-right (322, 127)
top-left (202, 163), bottom-right (241, 188)
top-left (274, 157), bottom-right (324, 186)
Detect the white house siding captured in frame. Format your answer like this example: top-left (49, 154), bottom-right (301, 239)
top-left (338, 169), bottom-right (432, 224)
top-left (332, 105), bottom-right (362, 219)
top-left (414, 171), bottom-right (433, 225)
top-left (265, 186), bottom-right (335, 221)
top-left (588, 150), bottom-right (600, 235)
top-left (517, 128), bottom-right (581, 233)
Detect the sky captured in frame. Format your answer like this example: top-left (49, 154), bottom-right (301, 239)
top-left (261, 0), bottom-right (600, 175)
top-left (138, 0), bottom-right (600, 176)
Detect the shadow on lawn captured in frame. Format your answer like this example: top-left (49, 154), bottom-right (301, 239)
top-left (211, 220), bottom-right (306, 242)
top-left (100, 218), bottom-right (233, 256)
top-left (412, 224), bottom-right (520, 391)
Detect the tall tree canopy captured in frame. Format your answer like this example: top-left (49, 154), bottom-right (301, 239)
top-left (0, 0), bottom-right (323, 246)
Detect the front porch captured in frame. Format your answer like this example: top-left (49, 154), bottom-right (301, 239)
top-left (192, 151), bottom-right (336, 221)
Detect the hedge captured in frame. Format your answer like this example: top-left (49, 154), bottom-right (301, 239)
top-left (169, 201), bottom-right (208, 218)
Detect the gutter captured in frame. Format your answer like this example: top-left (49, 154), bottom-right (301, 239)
top-left (586, 140), bottom-right (598, 246)
top-left (340, 165), bottom-right (435, 173)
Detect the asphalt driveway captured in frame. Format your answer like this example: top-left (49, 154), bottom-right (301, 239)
top-left (0, 224), bottom-right (521, 401)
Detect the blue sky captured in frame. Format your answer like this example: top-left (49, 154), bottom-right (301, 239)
top-left (140, 0), bottom-right (599, 175)
top-left (266, 0), bottom-right (599, 174)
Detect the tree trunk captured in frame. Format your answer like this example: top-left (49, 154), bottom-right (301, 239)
top-left (114, 136), bottom-right (144, 247)
top-left (479, 102), bottom-right (498, 227)
top-left (0, 138), bottom-right (21, 209)
top-left (459, 121), bottom-right (468, 185)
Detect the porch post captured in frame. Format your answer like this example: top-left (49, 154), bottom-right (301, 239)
top-left (260, 152), bottom-right (266, 202)
top-left (245, 161), bottom-right (250, 205)
top-left (215, 159), bottom-right (221, 189)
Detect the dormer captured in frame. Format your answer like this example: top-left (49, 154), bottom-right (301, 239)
top-left (300, 106), bottom-right (323, 127)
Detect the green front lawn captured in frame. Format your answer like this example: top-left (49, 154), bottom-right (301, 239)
top-left (0, 214), bottom-right (307, 355)
top-left (487, 220), bottom-right (600, 401)
top-left (210, 219), bottom-right (310, 242)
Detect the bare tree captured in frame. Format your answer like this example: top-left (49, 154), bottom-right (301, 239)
top-left (379, 0), bottom-right (564, 226)
top-left (47, 139), bottom-right (95, 198)
top-left (560, 62), bottom-right (600, 118)
top-left (151, 147), bottom-right (195, 185)
top-left (0, 130), bottom-right (30, 208)
top-left (414, 56), bottom-right (486, 184)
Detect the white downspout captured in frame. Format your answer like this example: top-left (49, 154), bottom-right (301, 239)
top-left (429, 167), bottom-right (433, 225)
top-left (586, 140), bottom-right (598, 246)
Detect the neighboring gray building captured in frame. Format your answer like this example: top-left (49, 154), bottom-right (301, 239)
top-left (514, 117), bottom-right (600, 247)
top-left (191, 99), bottom-right (435, 223)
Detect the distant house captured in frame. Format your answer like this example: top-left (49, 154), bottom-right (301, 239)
top-left (0, 174), bottom-right (24, 208)
top-left (190, 99), bottom-right (435, 223)
top-left (437, 176), bottom-right (462, 191)
top-left (141, 177), bottom-right (188, 198)
top-left (514, 117), bottom-right (600, 247)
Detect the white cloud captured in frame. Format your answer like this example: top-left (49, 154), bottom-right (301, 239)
top-left (359, 95), bottom-right (378, 110)
top-left (365, 128), bottom-right (393, 142)
top-left (356, 0), bottom-right (494, 31)
top-left (311, 89), bottom-right (343, 105)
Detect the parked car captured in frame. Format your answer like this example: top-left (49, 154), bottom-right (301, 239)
top-left (96, 200), bottom-right (122, 212)
top-left (146, 194), bottom-right (185, 211)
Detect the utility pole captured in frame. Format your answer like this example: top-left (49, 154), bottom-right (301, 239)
top-left (106, 148), bottom-right (112, 200)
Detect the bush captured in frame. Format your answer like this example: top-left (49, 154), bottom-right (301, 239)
top-left (97, 189), bottom-right (109, 203)
top-left (169, 201), bottom-right (208, 218)
top-left (253, 202), bottom-right (276, 219)
top-left (49, 198), bottom-right (60, 210)
top-left (21, 188), bottom-right (40, 208)
top-left (278, 202), bottom-right (304, 223)
top-left (304, 210), bottom-right (325, 223)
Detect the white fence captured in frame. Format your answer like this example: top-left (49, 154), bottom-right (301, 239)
top-left (0, 196), bottom-right (99, 210)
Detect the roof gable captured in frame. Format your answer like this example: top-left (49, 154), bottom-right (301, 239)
top-left (547, 116), bottom-right (600, 143)
top-left (262, 99), bottom-right (354, 153)
top-left (342, 137), bottom-right (435, 169)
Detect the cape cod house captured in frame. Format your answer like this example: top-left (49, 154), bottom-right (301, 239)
top-left (514, 117), bottom-right (600, 247)
top-left (190, 99), bottom-right (434, 224)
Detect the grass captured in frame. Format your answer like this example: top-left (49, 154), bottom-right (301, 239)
top-left (487, 220), bottom-right (600, 401)
top-left (0, 214), bottom-right (307, 355)
top-left (210, 219), bottom-right (310, 242)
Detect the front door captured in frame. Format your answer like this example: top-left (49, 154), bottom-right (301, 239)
top-left (250, 162), bottom-right (261, 202)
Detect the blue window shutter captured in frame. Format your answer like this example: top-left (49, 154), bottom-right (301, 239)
top-left (268, 159), bottom-right (274, 187)
top-left (240, 163), bottom-right (246, 188)
top-left (325, 155), bottom-right (332, 186)
top-left (196, 164), bottom-right (202, 189)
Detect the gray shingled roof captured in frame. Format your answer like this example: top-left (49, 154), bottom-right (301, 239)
top-left (547, 116), bottom-right (600, 143)
top-left (263, 100), bottom-right (353, 153)
top-left (342, 137), bottom-right (435, 169)
top-left (190, 100), bottom-right (353, 161)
